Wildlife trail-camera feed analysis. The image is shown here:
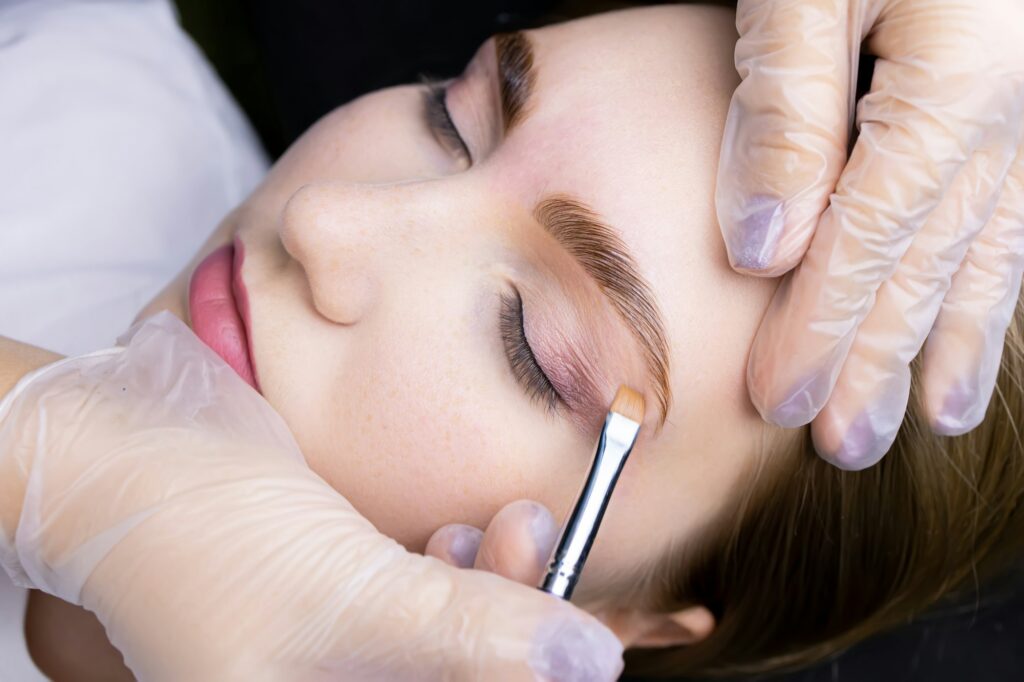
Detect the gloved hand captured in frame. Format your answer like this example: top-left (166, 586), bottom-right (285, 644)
top-left (0, 313), bottom-right (623, 682)
top-left (425, 500), bottom-right (560, 587)
top-left (716, 0), bottom-right (1024, 469)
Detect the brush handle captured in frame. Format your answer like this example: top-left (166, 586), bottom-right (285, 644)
top-left (539, 412), bottom-right (640, 600)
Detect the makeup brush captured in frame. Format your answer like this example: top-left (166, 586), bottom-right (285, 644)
top-left (539, 385), bottom-right (645, 600)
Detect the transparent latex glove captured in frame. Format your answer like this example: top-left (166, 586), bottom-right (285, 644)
top-left (716, 0), bottom-right (1024, 469)
top-left (0, 313), bottom-right (623, 682)
top-left (425, 502), bottom-right (716, 648)
top-left (425, 500), bottom-right (560, 584)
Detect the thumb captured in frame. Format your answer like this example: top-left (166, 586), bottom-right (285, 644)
top-left (328, 546), bottom-right (624, 681)
top-left (716, 0), bottom-right (864, 275)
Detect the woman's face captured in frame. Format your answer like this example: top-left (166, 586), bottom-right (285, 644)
top-left (213, 6), bottom-right (786, 608)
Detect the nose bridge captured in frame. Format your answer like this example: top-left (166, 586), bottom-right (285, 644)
top-left (278, 179), bottom-right (474, 325)
top-left (281, 180), bottom-right (468, 262)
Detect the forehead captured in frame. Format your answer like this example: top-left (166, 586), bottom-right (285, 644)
top-left (479, 7), bottom-right (795, 587)
top-left (493, 5), bottom-right (779, 477)
top-left (494, 9), bottom-right (739, 287)
top-left (490, 8), bottom-right (753, 403)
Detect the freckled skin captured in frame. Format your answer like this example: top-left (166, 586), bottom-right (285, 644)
top-left (143, 5), bottom-right (790, 607)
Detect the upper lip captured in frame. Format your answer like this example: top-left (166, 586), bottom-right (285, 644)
top-left (231, 237), bottom-right (259, 390)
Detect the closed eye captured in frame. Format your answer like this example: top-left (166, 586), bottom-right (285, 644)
top-left (422, 79), bottom-right (472, 163)
top-left (499, 288), bottom-right (562, 412)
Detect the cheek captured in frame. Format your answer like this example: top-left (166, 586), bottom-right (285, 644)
top-left (294, 326), bottom-right (548, 551)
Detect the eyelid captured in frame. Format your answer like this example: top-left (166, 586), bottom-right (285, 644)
top-left (499, 288), bottom-right (562, 412)
top-left (421, 79), bottom-right (473, 164)
top-left (503, 283), bottom-right (620, 434)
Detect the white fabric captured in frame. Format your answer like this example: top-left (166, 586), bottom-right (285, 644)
top-left (0, 0), bottom-right (268, 356)
top-left (0, 0), bottom-right (268, 679)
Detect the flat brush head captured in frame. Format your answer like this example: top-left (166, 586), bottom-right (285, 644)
top-left (610, 385), bottom-right (645, 424)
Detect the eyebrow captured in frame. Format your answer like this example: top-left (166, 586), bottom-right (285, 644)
top-left (494, 32), bottom-right (535, 131)
top-left (491, 33), bottom-right (672, 420)
top-left (535, 196), bottom-right (672, 422)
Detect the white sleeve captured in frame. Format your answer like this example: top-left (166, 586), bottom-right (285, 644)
top-left (0, 2), bottom-right (268, 678)
top-left (0, 0), bottom-right (269, 356)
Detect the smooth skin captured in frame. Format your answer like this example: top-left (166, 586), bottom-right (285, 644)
top-left (21, 6), bottom-right (797, 679)
top-left (12, 2), bottom-right (1024, 678)
top-left (215, 3), bottom-right (788, 630)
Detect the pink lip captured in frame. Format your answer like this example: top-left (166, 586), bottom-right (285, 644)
top-left (188, 241), bottom-right (258, 390)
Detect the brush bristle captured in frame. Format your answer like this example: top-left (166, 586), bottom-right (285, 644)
top-left (610, 385), bottom-right (645, 423)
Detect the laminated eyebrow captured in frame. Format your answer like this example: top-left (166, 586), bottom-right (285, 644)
top-left (421, 79), bottom-right (472, 162)
top-left (534, 196), bottom-right (671, 421)
top-left (494, 32), bottom-right (536, 131)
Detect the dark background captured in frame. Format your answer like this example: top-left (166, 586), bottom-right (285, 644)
top-left (169, 1), bottom-right (1023, 679)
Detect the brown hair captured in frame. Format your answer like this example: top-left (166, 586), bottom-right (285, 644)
top-left (625, 285), bottom-right (1024, 678)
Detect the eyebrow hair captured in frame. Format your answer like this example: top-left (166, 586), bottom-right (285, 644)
top-left (494, 31), bottom-right (535, 131)
top-left (534, 196), bottom-right (672, 422)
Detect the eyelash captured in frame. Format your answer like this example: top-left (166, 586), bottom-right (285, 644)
top-left (423, 84), bottom-right (553, 412)
top-left (499, 289), bottom-right (562, 412)
top-left (423, 80), bottom-right (472, 162)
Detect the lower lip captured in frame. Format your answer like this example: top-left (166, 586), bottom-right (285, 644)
top-left (188, 242), bottom-right (258, 389)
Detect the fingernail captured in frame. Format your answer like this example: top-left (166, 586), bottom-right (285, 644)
top-left (767, 398), bottom-right (815, 429)
top-left (759, 364), bottom-right (842, 429)
top-left (530, 617), bottom-right (624, 682)
top-left (445, 526), bottom-right (483, 569)
top-left (528, 504), bottom-right (559, 568)
top-left (824, 412), bottom-right (890, 471)
top-left (726, 195), bottom-right (784, 272)
top-left (764, 383), bottom-right (819, 428)
top-left (933, 383), bottom-right (983, 437)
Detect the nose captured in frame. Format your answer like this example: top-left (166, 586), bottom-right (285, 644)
top-left (279, 183), bottom-right (383, 325)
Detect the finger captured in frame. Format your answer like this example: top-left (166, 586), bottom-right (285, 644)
top-left (923, 143), bottom-right (1024, 435)
top-left (423, 556), bottom-right (624, 681)
top-left (747, 43), bottom-right (1015, 428)
top-left (812, 144), bottom-right (1016, 469)
top-left (716, 0), bottom-right (855, 275)
top-left (326, 540), bottom-right (623, 681)
top-left (474, 499), bottom-right (559, 587)
top-left (301, 503), bottom-right (618, 680)
top-left (363, 525), bottom-right (619, 681)
top-left (424, 523), bottom-right (483, 569)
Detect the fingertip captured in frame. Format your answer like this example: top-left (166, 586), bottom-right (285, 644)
top-left (716, 107), bottom-right (843, 278)
top-left (719, 194), bottom-right (787, 274)
top-left (476, 500), bottom-right (557, 584)
top-left (529, 616), bottom-right (624, 682)
top-left (812, 411), bottom-right (893, 471)
top-left (424, 524), bottom-right (483, 569)
top-left (756, 388), bottom-right (820, 429)
top-left (929, 383), bottom-right (987, 437)
top-left (747, 339), bottom-right (839, 430)
top-left (525, 502), bottom-right (559, 565)
top-left (931, 418), bottom-right (981, 438)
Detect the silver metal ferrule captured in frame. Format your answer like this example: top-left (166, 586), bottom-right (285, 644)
top-left (539, 411), bottom-right (641, 600)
